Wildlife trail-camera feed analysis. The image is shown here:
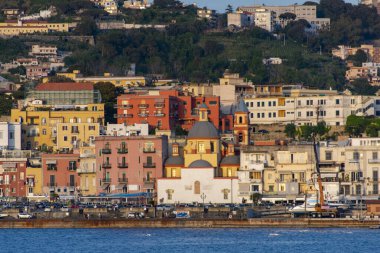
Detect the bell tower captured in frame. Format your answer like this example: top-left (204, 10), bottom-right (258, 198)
top-left (233, 99), bottom-right (249, 145)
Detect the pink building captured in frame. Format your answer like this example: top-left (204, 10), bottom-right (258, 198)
top-left (95, 135), bottom-right (168, 195)
top-left (42, 153), bottom-right (80, 197)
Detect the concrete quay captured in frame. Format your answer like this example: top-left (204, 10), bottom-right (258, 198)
top-left (0, 218), bottom-right (379, 229)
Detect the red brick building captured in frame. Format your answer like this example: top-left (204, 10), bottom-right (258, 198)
top-left (95, 135), bottom-right (168, 195)
top-left (42, 153), bottom-right (80, 197)
top-left (115, 90), bottom-right (223, 132)
top-left (0, 158), bottom-right (27, 198)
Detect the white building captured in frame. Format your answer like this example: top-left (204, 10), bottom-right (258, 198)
top-left (106, 123), bottom-right (148, 136)
top-left (227, 13), bottom-right (253, 28)
top-left (263, 57), bottom-right (283, 65)
top-left (253, 9), bottom-right (274, 32)
top-left (30, 45), bottom-right (57, 57)
top-left (157, 160), bottom-right (239, 204)
top-left (0, 122), bottom-right (21, 150)
top-left (244, 92), bottom-right (380, 126)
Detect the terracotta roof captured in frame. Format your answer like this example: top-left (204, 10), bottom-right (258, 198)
top-left (35, 82), bottom-right (94, 91)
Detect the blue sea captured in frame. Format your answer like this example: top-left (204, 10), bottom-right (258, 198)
top-left (1, 228), bottom-right (378, 253)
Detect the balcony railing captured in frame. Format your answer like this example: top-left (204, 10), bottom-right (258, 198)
top-left (138, 113), bottom-right (149, 117)
top-left (102, 163), bottom-right (112, 168)
top-left (118, 178), bottom-right (128, 183)
top-left (143, 178), bottom-right (155, 189)
top-left (27, 133), bottom-right (40, 137)
top-left (77, 168), bottom-right (96, 174)
top-left (154, 113), bottom-right (165, 117)
top-left (143, 163), bottom-right (156, 168)
top-left (114, 114), bottom-right (133, 118)
top-left (114, 104), bottom-right (133, 109)
top-left (101, 148), bottom-right (111, 154)
top-left (118, 163), bottom-right (128, 168)
top-left (369, 159), bottom-right (380, 164)
top-left (47, 166), bottom-right (57, 171)
top-left (138, 104), bottom-right (149, 109)
top-left (117, 148), bottom-right (128, 154)
top-left (102, 178), bottom-right (112, 183)
top-left (67, 166), bottom-right (77, 171)
top-left (143, 148), bottom-right (156, 153)
top-left (47, 183), bottom-right (57, 187)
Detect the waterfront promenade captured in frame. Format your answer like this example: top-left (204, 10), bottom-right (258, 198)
top-left (1, 218), bottom-right (379, 229)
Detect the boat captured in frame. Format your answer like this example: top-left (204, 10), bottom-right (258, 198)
top-left (369, 225), bottom-right (380, 229)
top-left (0, 214), bottom-right (8, 219)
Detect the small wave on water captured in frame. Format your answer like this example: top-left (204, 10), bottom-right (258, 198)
top-left (269, 233), bottom-right (280, 236)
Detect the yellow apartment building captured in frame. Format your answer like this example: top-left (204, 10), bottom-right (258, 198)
top-left (0, 20), bottom-right (72, 35)
top-left (26, 166), bottom-right (44, 199)
top-left (11, 104), bottom-right (104, 150)
top-left (55, 70), bottom-right (148, 87)
top-left (56, 122), bottom-right (100, 152)
top-left (77, 146), bottom-right (97, 196)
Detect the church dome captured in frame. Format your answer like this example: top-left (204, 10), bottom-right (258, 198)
top-left (188, 160), bottom-right (213, 168)
top-left (165, 156), bottom-right (184, 166)
top-left (188, 121), bottom-right (218, 139)
top-left (220, 155), bottom-right (240, 166)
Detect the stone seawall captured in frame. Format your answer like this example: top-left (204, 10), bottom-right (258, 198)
top-left (0, 218), bottom-right (379, 229)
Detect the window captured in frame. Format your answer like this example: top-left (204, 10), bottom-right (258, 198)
top-left (198, 143), bottom-right (205, 153)
top-left (42, 129), bottom-right (46, 135)
top-left (353, 152), bottom-right (360, 160)
top-left (239, 116), bottom-right (243, 124)
top-left (336, 110), bottom-right (340, 116)
top-left (325, 151), bottom-right (332, 161)
top-left (269, 185), bottom-right (274, 192)
top-left (373, 152), bottom-right (378, 160)
top-left (211, 142), bottom-right (215, 153)
top-left (147, 156), bottom-right (153, 165)
top-left (89, 126), bottom-right (96, 130)
top-left (257, 102), bottom-right (260, 107)
top-left (68, 161), bottom-right (76, 171)
top-left (373, 170), bottom-right (378, 182)
top-left (194, 181), bottom-right (200, 194)
top-left (41, 118), bottom-right (47, 125)
top-left (167, 190), bottom-right (173, 200)
top-left (298, 112), bottom-right (301, 117)
top-left (252, 185), bottom-right (259, 192)
top-left (336, 99), bottom-right (340, 105)
top-left (268, 101), bottom-right (272, 106)
top-left (9, 132), bottom-right (14, 140)
top-left (62, 126), bottom-right (68, 131)
top-left (64, 136), bottom-right (68, 141)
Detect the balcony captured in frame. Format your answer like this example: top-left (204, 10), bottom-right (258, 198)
top-left (143, 148), bottom-right (156, 153)
top-left (118, 163), bottom-right (128, 168)
top-left (77, 168), bottom-right (96, 174)
top-left (349, 159), bottom-right (360, 163)
top-left (114, 114), bottom-right (133, 118)
top-left (114, 104), bottom-right (133, 109)
top-left (118, 178), bottom-right (128, 183)
top-left (154, 113), bottom-right (165, 117)
top-left (138, 104), bottom-right (149, 109)
top-left (117, 148), bottom-right (128, 154)
top-left (369, 159), bottom-right (380, 164)
top-left (101, 148), bottom-right (111, 154)
top-left (102, 163), bottom-right (112, 168)
top-left (154, 103), bottom-right (165, 108)
top-left (47, 166), bottom-right (57, 171)
top-left (47, 183), bottom-right (57, 188)
top-left (138, 113), bottom-right (149, 117)
top-left (143, 163), bottom-right (156, 168)
top-left (102, 178), bottom-right (112, 183)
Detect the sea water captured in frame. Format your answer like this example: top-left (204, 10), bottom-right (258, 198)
top-left (0, 228), bottom-right (378, 253)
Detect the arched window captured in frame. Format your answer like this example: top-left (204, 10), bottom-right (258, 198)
top-left (239, 116), bottom-right (243, 124)
top-left (194, 181), bottom-right (200, 194)
top-left (41, 117), bottom-right (47, 125)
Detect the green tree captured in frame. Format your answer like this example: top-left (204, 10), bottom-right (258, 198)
top-left (350, 78), bottom-right (379, 95)
top-left (94, 82), bottom-right (117, 103)
top-left (8, 66), bottom-right (26, 75)
top-left (45, 76), bottom-right (74, 83)
top-left (75, 17), bottom-right (99, 36)
top-left (225, 4), bottom-right (233, 14)
top-left (0, 94), bottom-right (13, 116)
top-left (345, 115), bottom-right (369, 137)
top-left (347, 49), bottom-right (368, 67)
top-left (284, 123), bottom-right (297, 139)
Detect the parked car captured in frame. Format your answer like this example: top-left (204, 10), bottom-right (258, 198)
top-left (127, 212), bottom-right (144, 219)
top-left (258, 129), bottom-right (269, 134)
top-left (17, 213), bottom-right (33, 219)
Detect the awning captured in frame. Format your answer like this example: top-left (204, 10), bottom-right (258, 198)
top-left (102, 184), bottom-right (110, 190)
top-left (46, 160), bottom-right (56, 165)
